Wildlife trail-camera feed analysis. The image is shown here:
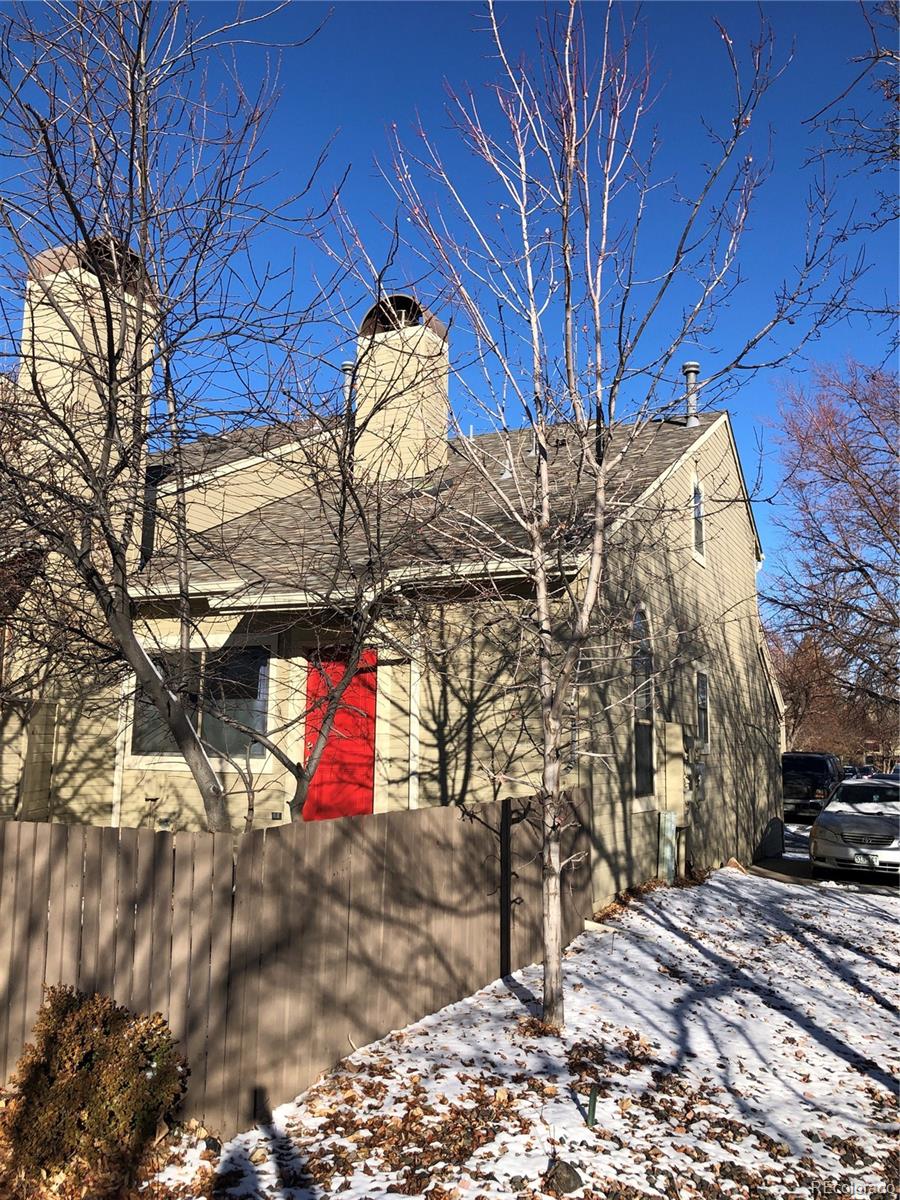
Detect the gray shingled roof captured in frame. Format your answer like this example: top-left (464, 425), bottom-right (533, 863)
top-left (148, 416), bottom-right (331, 476)
top-left (142, 413), bottom-right (722, 600)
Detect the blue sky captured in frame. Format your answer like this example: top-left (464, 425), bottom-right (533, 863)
top-left (204, 0), bottom-right (893, 581)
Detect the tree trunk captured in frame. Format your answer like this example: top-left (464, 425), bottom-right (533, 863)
top-left (165, 703), bottom-right (231, 832)
top-left (289, 770), bottom-right (310, 821)
top-left (541, 801), bottom-right (564, 1028)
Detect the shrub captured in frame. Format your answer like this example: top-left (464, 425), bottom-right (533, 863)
top-left (1, 986), bottom-right (188, 1193)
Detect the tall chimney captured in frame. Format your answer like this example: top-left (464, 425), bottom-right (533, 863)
top-left (17, 239), bottom-right (152, 469)
top-left (682, 361), bottom-right (700, 428)
top-left (353, 293), bottom-right (449, 481)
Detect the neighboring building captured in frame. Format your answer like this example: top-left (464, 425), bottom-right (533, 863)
top-left (0, 245), bottom-right (784, 906)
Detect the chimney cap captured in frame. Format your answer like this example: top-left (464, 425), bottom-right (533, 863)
top-left (681, 360), bottom-right (701, 376)
top-left (29, 237), bottom-right (148, 297)
top-left (359, 292), bottom-right (448, 342)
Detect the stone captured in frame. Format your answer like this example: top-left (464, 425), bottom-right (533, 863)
top-left (545, 1158), bottom-right (584, 1193)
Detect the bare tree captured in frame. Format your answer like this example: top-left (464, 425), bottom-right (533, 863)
top-left (767, 361), bottom-right (898, 718)
top-left (803, 1), bottom-right (899, 350)
top-left (806, 0), bottom-right (898, 231)
top-left (766, 625), bottom-right (896, 763)
top-left (372, 0), bottom-right (853, 1027)
top-left (0, 1), bottom-right (334, 830)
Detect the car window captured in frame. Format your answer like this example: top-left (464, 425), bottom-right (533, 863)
top-left (783, 755), bottom-right (830, 779)
top-left (830, 784), bottom-right (900, 807)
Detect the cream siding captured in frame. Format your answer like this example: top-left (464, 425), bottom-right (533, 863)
top-left (583, 418), bottom-right (780, 904)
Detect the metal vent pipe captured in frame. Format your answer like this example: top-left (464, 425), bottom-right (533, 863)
top-left (340, 360), bottom-right (355, 408)
top-left (682, 361), bottom-right (700, 428)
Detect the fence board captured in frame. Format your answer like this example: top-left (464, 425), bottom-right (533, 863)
top-left (303, 817), bottom-right (342, 1091)
top-left (256, 825), bottom-right (288, 1116)
top-left (0, 820), bottom-right (23, 1083)
top-left (78, 826), bottom-right (102, 992)
top-left (282, 819), bottom-right (313, 1107)
top-left (344, 812), bottom-right (386, 1056)
top-left (113, 827), bottom-right (139, 1007)
top-left (9, 823), bottom-right (41, 1069)
top-left (150, 832), bottom-right (174, 1018)
top-left (168, 835), bottom-right (196, 1052)
top-left (130, 828), bottom-right (157, 1017)
top-left (230, 830), bottom-right (265, 1128)
top-left (59, 824), bottom-right (85, 989)
top-left (43, 822), bottom-right (69, 989)
top-left (20, 822), bottom-right (52, 1059)
top-left (202, 834), bottom-right (235, 1131)
top-left (95, 826), bottom-right (121, 998)
top-left (181, 835), bottom-right (212, 1118)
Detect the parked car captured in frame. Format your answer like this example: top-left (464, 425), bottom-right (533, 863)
top-left (782, 752), bottom-right (842, 822)
top-left (857, 764), bottom-right (876, 778)
top-left (842, 764), bottom-right (860, 779)
top-left (809, 778), bottom-right (900, 877)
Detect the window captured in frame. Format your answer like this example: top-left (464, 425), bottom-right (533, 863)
top-left (692, 482), bottom-right (705, 557)
top-left (131, 652), bottom-right (201, 755)
top-left (203, 647), bottom-right (269, 758)
top-left (131, 646), bottom-right (269, 759)
top-left (696, 671), bottom-right (709, 749)
top-left (633, 610), bottom-right (654, 796)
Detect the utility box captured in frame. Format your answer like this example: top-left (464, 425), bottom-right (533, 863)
top-left (658, 810), bottom-right (677, 882)
top-left (664, 721), bottom-right (687, 825)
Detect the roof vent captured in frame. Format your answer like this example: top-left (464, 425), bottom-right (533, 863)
top-left (682, 361), bottom-right (700, 428)
top-left (340, 360), bottom-right (355, 406)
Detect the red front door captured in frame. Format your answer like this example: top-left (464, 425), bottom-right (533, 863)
top-left (303, 650), bottom-right (377, 821)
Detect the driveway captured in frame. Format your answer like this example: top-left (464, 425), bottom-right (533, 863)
top-left (753, 821), bottom-right (899, 895)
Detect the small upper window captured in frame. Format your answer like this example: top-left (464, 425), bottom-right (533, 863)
top-left (696, 671), bottom-right (709, 748)
top-left (633, 610), bottom-right (654, 797)
top-left (692, 482), bottom-right (705, 557)
top-left (633, 612), bottom-right (653, 723)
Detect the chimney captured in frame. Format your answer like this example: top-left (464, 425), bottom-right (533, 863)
top-left (17, 239), bottom-right (152, 465)
top-left (681, 361), bottom-right (700, 428)
top-left (352, 293), bottom-right (449, 481)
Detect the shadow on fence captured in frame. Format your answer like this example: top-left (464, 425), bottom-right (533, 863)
top-left (0, 793), bottom-right (591, 1137)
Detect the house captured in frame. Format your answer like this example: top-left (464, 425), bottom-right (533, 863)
top-left (0, 243), bottom-right (784, 907)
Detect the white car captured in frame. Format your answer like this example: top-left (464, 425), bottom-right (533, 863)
top-left (809, 778), bottom-right (900, 877)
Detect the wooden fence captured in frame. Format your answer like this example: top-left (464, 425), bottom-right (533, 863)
top-left (0, 797), bottom-right (591, 1137)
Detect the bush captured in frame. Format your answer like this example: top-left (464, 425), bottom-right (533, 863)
top-left (1, 986), bottom-right (188, 1193)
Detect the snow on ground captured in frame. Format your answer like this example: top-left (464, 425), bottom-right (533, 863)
top-left (156, 867), bottom-right (899, 1199)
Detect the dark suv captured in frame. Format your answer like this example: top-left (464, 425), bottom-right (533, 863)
top-left (782, 752), bottom-right (842, 822)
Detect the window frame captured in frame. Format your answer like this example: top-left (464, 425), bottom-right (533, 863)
top-left (125, 640), bottom-right (276, 773)
top-left (691, 474), bottom-right (706, 565)
top-left (696, 669), bottom-right (710, 752)
top-left (632, 608), bottom-right (655, 799)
